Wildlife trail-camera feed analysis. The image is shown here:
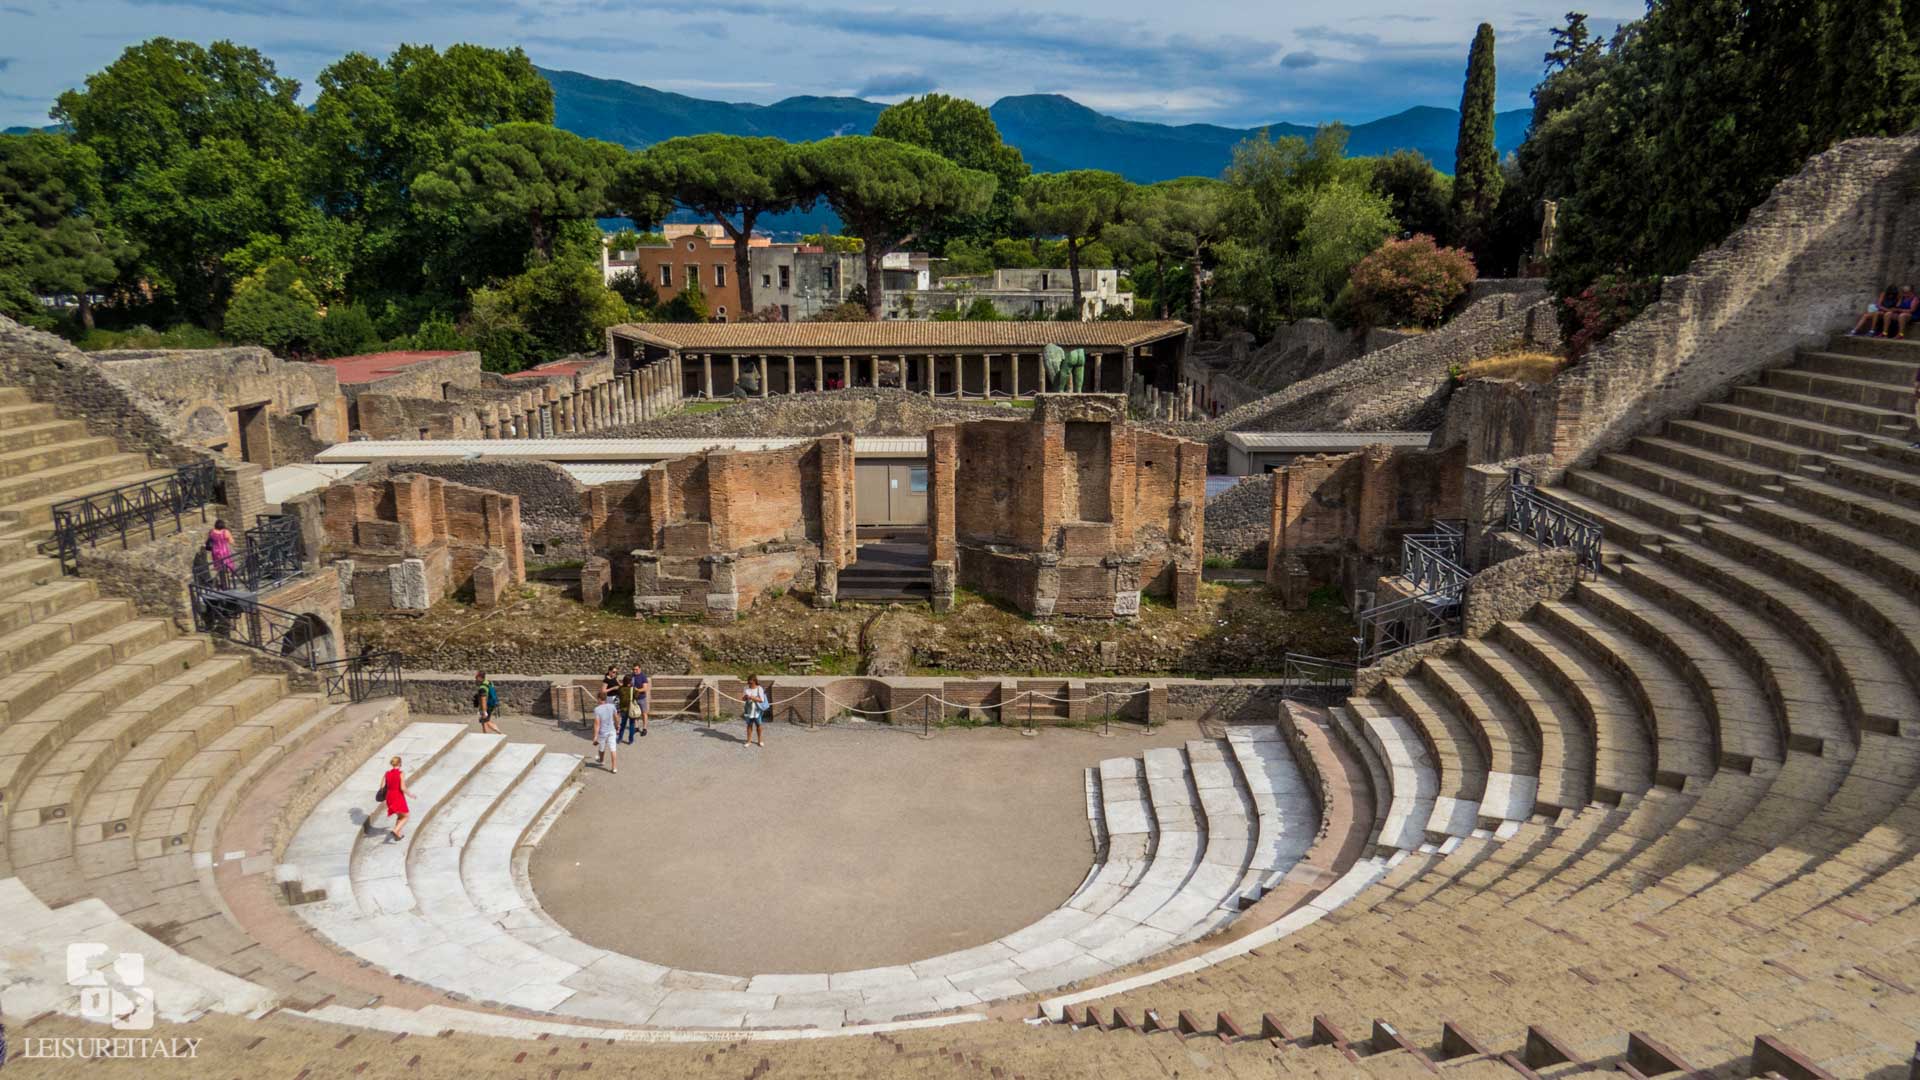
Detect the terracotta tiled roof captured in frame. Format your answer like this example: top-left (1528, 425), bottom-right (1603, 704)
top-left (506, 360), bottom-right (590, 379)
top-left (316, 350), bottom-right (469, 383)
top-left (608, 320), bottom-right (1189, 352)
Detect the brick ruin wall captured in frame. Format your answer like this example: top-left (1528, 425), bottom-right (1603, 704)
top-left (362, 460), bottom-right (589, 565)
top-left (1264, 442), bottom-right (1467, 601)
top-left (930, 396), bottom-right (1204, 617)
top-left (321, 474), bottom-right (526, 612)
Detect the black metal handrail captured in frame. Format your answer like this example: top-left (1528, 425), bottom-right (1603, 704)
top-left (1400, 531), bottom-right (1469, 599)
top-left (316, 651), bottom-right (405, 703)
top-left (48, 460), bottom-right (219, 574)
top-left (1280, 652), bottom-right (1358, 705)
top-left (195, 513), bottom-right (304, 593)
top-left (1355, 591), bottom-right (1463, 666)
top-left (1507, 468), bottom-right (1604, 576)
top-left (190, 583), bottom-right (322, 668)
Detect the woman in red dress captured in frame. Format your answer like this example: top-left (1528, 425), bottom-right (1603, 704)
top-left (383, 756), bottom-right (410, 840)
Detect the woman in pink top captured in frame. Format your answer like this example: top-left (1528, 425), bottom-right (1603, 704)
top-left (206, 520), bottom-right (237, 585)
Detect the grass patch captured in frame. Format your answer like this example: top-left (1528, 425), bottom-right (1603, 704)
top-left (1462, 350), bottom-right (1566, 383)
top-left (682, 400), bottom-right (736, 415)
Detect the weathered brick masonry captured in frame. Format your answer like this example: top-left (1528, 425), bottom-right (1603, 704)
top-left (321, 473), bottom-right (526, 611)
top-left (929, 395), bottom-right (1205, 617)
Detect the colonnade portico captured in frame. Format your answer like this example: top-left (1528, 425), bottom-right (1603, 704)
top-left (657, 346), bottom-right (1153, 399)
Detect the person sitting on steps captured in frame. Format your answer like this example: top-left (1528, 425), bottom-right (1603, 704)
top-left (1852, 284), bottom-right (1898, 336)
top-left (1880, 285), bottom-right (1919, 339)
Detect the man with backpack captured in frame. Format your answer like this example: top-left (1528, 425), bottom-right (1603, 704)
top-left (474, 671), bottom-right (501, 734)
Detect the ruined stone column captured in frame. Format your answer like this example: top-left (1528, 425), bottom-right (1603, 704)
top-left (729, 354), bottom-right (740, 397)
top-left (927, 355), bottom-right (937, 397)
top-left (813, 354), bottom-right (824, 392)
top-left (868, 354), bottom-right (878, 388)
top-left (1093, 353), bottom-right (1104, 392)
top-left (758, 355), bottom-right (769, 398)
top-left (1122, 349), bottom-right (1134, 398)
top-left (1011, 353), bottom-right (1021, 398)
top-left (786, 354), bottom-right (796, 394)
top-left (703, 353), bottom-right (714, 399)
top-left (638, 367), bottom-right (652, 421)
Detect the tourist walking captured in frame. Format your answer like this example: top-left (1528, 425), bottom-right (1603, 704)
top-left (594, 691), bottom-right (621, 773)
top-left (474, 671), bottom-right (501, 735)
top-left (628, 664), bottom-right (651, 738)
top-left (205, 519), bottom-right (237, 586)
top-left (381, 756), bottom-right (410, 841)
top-left (741, 674), bottom-right (768, 749)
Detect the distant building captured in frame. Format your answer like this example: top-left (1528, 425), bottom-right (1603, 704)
top-left (747, 244), bottom-right (868, 322)
top-left (602, 228), bottom-right (772, 322)
top-left (888, 268), bottom-right (1134, 321)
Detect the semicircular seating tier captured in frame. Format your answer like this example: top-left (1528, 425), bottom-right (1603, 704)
top-left (275, 721), bottom-right (1320, 1028)
top-left (2, 323), bottom-right (1920, 1075)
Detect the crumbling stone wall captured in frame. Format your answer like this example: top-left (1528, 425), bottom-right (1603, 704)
top-left (622, 436), bottom-right (856, 620)
top-left (594, 387), bottom-right (1020, 440)
top-left (1204, 476), bottom-right (1272, 568)
top-left (92, 346), bottom-right (348, 466)
top-left (1264, 442), bottom-right (1466, 588)
top-left (0, 316), bottom-right (209, 468)
top-left (1530, 133), bottom-right (1920, 475)
top-left (322, 473), bottom-right (526, 612)
top-left (365, 460), bottom-right (588, 565)
top-left (929, 395), bottom-right (1204, 617)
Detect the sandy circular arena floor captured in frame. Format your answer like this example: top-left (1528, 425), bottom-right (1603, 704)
top-left (496, 713), bottom-right (1201, 975)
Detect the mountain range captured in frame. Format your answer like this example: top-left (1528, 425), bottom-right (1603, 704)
top-left (544, 67), bottom-right (1532, 181)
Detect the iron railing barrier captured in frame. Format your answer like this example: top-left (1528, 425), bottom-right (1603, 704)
top-left (190, 584), bottom-right (322, 668)
top-left (1506, 468), bottom-right (1604, 576)
top-left (317, 651), bottom-right (405, 703)
top-left (1355, 590), bottom-right (1463, 667)
top-left (1280, 652), bottom-right (1358, 705)
top-left (193, 512), bottom-right (304, 593)
top-left (1399, 529), bottom-right (1469, 600)
top-left (47, 460), bottom-right (219, 574)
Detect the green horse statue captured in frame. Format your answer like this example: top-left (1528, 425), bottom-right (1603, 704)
top-left (1042, 344), bottom-right (1088, 392)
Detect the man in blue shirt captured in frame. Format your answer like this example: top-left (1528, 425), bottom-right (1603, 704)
top-left (625, 664), bottom-right (651, 741)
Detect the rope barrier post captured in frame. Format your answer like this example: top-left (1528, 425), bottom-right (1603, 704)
top-left (811, 685), bottom-right (820, 731)
top-left (921, 693), bottom-right (933, 740)
top-left (1100, 689), bottom-right (1112, 739)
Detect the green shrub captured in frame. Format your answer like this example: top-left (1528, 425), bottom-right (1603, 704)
top-left (1346, 235), bottom-right (1477, 328)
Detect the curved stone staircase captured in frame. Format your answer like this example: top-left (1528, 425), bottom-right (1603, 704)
top-left (4, 330), bottom-right (1919, 1077)
top-left (275, 723), bottom-right (1318, 1030)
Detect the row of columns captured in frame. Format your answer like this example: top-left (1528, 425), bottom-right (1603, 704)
top-left (677, 347), bottom-right (1146, 399)
top-left (476, 359), bottom-right (685, 440)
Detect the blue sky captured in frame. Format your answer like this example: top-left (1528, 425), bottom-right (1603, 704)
top-left (0, 1), bottom-right (1629, 130)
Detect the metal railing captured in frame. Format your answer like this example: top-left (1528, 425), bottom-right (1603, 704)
top-left (317, 651), bottom-right (405, 703)
top-left (1280, 652), bottom-right (1358, 705)
top-left (1355, 591), bottom-right (1463, 666)
top-left (1400, 527), bottom-right (1469, 600)
top-left (190, 584), bottom-right (323, 667)
top-left (1507, 468), bottom-right (1604, 576)
top-left (47, 460), bottom-right (219, 574)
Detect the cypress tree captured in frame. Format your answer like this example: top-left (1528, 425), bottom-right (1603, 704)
top-left (1452, 22), bottom-right (1503, 256)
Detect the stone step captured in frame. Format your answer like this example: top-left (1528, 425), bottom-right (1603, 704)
top-left (1784, 474), bottom-right (1920, 547)
top-left (0, 435), bottom-right (126, 481)
top-left (275, 722), bottom-right (467, 903)
top-left (1665, 416), bottom-right (1829, 474)
top-left (1533, 484), bottom-right (1671, 553)
top-left (1574, 576), bottom-right (1780, 770)
top-left (0, 419), bottom-right (93, 455)
top-left (1617, 558), bottom-right (1840, 758)
top-left (1625, 435), bottom-right (1784, 495)
top-left (1739, 500), bottom-right (1920, 606)
top-left (0, 402), bottom-right (61, 432)
top-left (350, 731), bottom-right (507, 916)
top-left (135, 696), bottom-right (336, 856)
top-left (0, 466), bottom-right (177, 529)
top-left (1695, 522), bottom-right (1920, 737)
top-left (1326, 704), bottom-right (1393, 842)
top-left (1494, 621), bottom-right (1651, 804)
top-left (1530, 600), bottom-right (1714, 787)
top-left (1730, 384), bottom-right (1912, 438)
top-left (1455, 639), bottom-right (1590, 814)
top-left (1417, 655), bottom-right (1540, 824)
top-left (0, 452), bottom-right (159, 514)
top-left (0, 597), bottom-right (138, 678)
top-left (1822, 331), bottom-right (1920, 363)
top-left (1766, 365), bottom-right (1918, 411)
top-left (1344, 700), bottom-right (1440, 852)
top-left (1377, 677), bottom-right (1487, 839)
top-left (0, 556), bottom-right (62, 595)
top-left (1566, 468), bottom-right (1725, 533)
top-left (1596, 451), bottom-right (1751, 514)
top-left (1815, 454), bottom-right (1920, 513)
top-left (1222, 726), bottom-right (1317, 907)
top-left (1793, 348), bottom-right (1918, 386)
top-left (0, 578), bottom-right (98, 637)
top-left (1697, 401), bottom-right (1888, 456)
